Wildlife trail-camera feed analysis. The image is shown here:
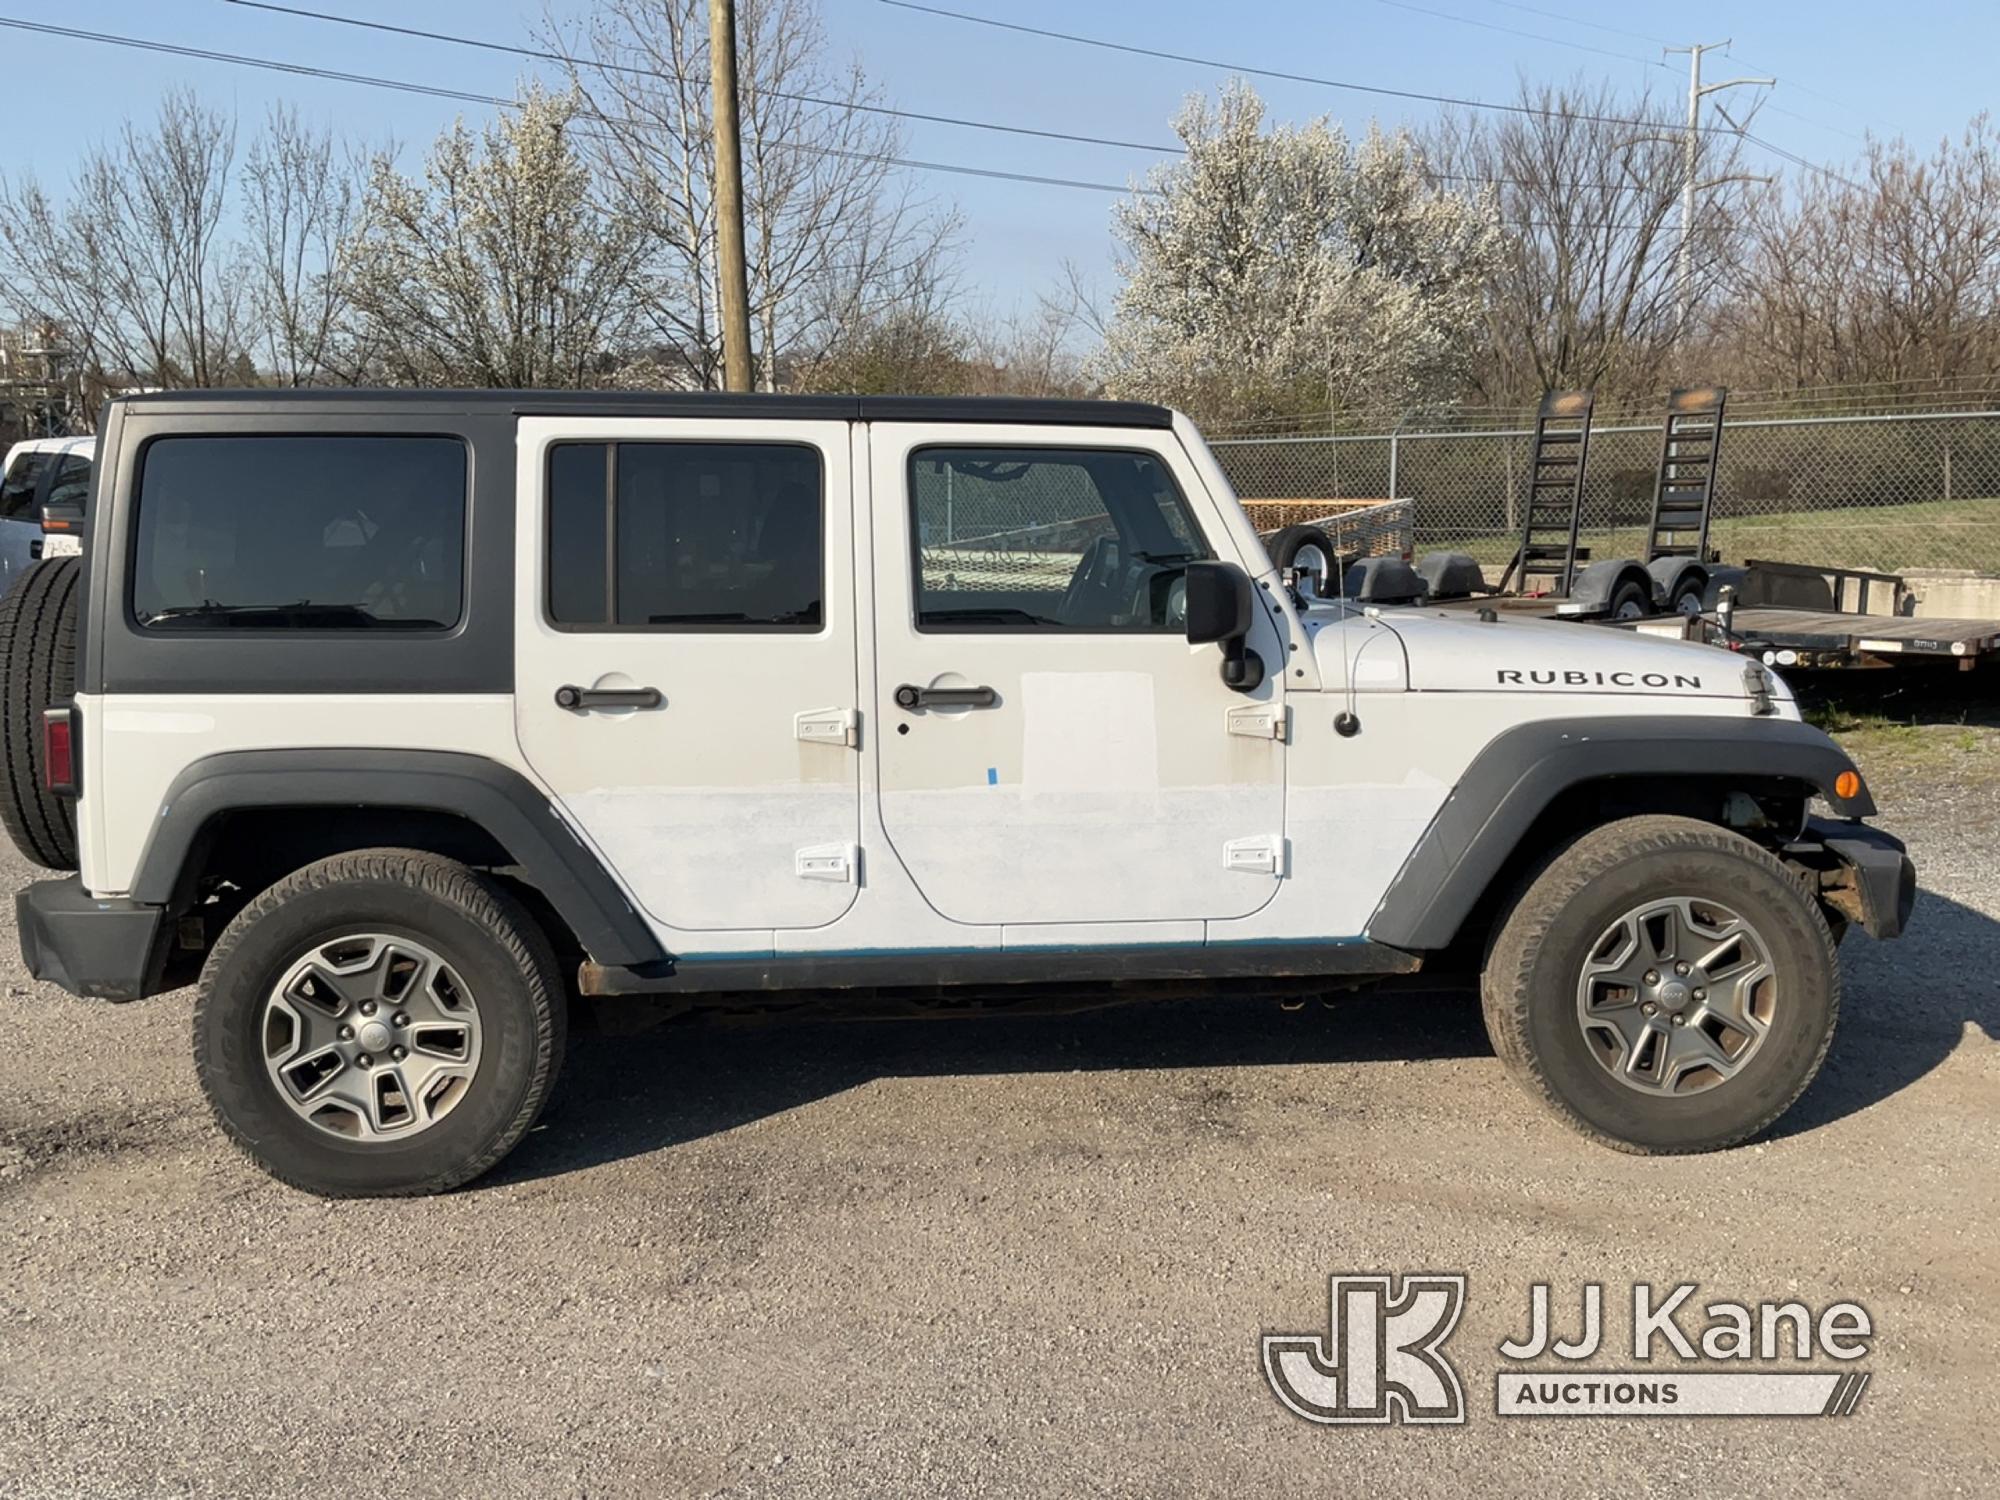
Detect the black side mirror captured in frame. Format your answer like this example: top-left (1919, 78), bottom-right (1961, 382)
top-left (1183, 560), bottom-right (1265, 692)
top-left (40, 500), bottom-right (84, 536)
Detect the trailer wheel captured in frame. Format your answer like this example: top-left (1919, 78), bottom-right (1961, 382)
top-left (1607, 577), bottom-right (1652, 620)
top-left (1482, 815), bottom-right (1839, 1153)
top-left (0, 557), bottom-right (80, 870)
top-left (1670, 573), bottom-right (1708, 617)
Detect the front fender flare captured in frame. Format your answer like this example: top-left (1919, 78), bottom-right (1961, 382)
top-left (1365, 716), bottom-right (1873, 952)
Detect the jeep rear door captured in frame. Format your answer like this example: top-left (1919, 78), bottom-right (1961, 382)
top-left (513, 416), bottom-right (861, 935)
top-left (867, 423), bottom-right (1286, 927)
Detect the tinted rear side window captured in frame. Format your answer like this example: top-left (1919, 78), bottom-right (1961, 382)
top-left (545, 441), bottom-right (822, 630)
top-left (132, 436), bottom-right (468, 630)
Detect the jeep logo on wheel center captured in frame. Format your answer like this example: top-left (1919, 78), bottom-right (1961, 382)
top-left (1, 389), bottom-right (1916, 1196)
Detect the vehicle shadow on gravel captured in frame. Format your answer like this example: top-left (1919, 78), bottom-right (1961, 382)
top-left (1767, 888), bottom-right (2000, 1140)
top-left (490, 887), bottom-right (1996, 1184)
top-left (491, 984), bottom-right (1493, 1186)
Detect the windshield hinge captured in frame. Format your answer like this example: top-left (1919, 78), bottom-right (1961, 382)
top-left (1225, 702), bottom-right (1287, 741)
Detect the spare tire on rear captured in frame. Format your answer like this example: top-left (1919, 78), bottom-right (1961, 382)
top-left (0, 557), bottom-right (80, 869)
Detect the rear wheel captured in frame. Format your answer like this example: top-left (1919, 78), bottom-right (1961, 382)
top-left (0, 556), bottom-right (79, 869)
top-left (194, 849), bottom-right (567, 1196)
top-left (1481, 815), bottom-right (1839, 1153)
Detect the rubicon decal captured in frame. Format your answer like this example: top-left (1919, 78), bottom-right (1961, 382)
top-left (1496, 668), bottom-right (1703, 688)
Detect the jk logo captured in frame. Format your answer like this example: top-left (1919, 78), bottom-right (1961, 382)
top-left (1263, 1274), bottom-right (1468, 1425)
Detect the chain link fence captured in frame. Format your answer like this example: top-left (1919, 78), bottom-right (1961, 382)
top-left (1211, 409), bottom-right (2000, 577)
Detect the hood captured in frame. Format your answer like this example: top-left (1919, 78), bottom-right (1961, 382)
top-left (1359, 606), bottom-right (1788, 704)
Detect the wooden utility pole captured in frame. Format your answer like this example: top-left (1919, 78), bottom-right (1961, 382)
top-left (708, 0), bottom-right (754, 392)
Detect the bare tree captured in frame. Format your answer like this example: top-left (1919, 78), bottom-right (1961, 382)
top-left (1720, 116), bottom-right (2000, 391)
top-left (0, 89), bottom-right (248, 388)
top-left (242, 106), bottom-right (373, 386)
top-left (960, 279), bottom-right (1099, 397)
top-left (345, 88), bottom-right (648, 387)
top-left (1426, 78), bottom-right (1755, 406)
top-left (552, 0), bottom-right (959, 389)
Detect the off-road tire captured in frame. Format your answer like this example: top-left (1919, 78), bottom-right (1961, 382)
top-left (0, 557), bottom-right (79, 869)
top-left (1481, 815), bottom-right (1840, 1154)
top-left (194, 849), bottom-right (567, 1197)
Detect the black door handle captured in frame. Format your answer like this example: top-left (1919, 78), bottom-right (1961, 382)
top-left (894, 683), bottom-right (999, 710)
top-left (555, 684), bottom-right (664, 711)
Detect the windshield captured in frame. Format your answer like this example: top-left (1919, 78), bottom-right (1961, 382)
top-left (0, 451), bottom-right (52, 521)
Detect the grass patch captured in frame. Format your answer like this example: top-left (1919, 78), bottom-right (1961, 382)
top-left (1429, 496), bottom-right (2000, 577)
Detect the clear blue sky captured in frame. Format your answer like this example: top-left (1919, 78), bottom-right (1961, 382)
top-left (6, 0), bottom-right (1996, 316)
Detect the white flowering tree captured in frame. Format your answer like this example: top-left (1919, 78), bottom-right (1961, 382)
top-left (1097, 81), bottom-right (1499, 428)
top-left (345, 88), bottom-right (648, 388)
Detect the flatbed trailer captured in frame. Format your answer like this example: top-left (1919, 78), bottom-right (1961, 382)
top-left (1427, 574), bottom-right (2000, 673)
top-left (1700, 607), bottom-right (2000, 669)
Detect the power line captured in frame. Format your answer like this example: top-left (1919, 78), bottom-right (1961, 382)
top-left (881, 0), bottom-right (1746, 135)
top-left (192, 4), bottom-right (1678, 197)
top-left (1472, 0), bottom-right (1673, 49)
top-left (884, 0), bottom-right (1870, 193)
top-left (223, 0), bottom-right (1183, 158)
top-left (0, 13), bottom-right (1769, 228)
top-left (1473, 0), bottom-right (1882, 137)
top-left (1736, 127), bottom-right (1866, 192)
top-left (1371, 0), bottom-right (1666, 70)
top-left (0, 16), bottom-right (1150, 194)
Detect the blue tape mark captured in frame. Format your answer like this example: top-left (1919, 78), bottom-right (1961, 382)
top-left (986, 766), bottom-right (998, 785)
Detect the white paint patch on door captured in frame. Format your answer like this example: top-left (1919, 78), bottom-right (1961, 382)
top-left (1020, 670), bottom-right (1160, 792)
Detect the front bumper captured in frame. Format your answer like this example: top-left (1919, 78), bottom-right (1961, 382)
top-left (16, 878), bottom-right (170, 1000)
top-left (1799, 817), bottom-right (1918, 940)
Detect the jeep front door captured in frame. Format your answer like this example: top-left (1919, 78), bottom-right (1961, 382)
top-left (513, 417), bottom-right (861, 936)
top-left (868, 425), bottom-right (1286, 928)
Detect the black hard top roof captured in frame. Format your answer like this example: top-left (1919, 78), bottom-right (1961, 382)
top-left (111, 388), bottom-right (1176, 429)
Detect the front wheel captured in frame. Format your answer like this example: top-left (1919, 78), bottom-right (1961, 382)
top-left (194, 849), bottom-right (567, 1196)
top-left (1481, 815), bottom-right (1839, 1153)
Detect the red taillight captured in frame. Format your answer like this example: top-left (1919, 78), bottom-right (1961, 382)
top-left (42, 707), bottom-right (74, 793)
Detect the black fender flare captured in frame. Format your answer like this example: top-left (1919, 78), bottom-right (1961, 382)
top-left (1646, 556), bottom-right (1708, 604)
top-left (1365, 716), bottom-right (1873, 952)
top-left (130, 748), bottom-right (664, 967)
top-left (1568, 558), bottom-right (1656, 613)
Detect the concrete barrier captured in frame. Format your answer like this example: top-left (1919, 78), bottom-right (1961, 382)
top-left (1904, 570), bottom-right (2000, 621)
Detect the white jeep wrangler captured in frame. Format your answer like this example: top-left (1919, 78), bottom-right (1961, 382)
top-left (5, 391), bottom-right (1915, 1196)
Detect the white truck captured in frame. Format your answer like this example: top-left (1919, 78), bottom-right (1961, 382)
top-left (4, 391), bottom-right (1914, 1196)
top-left (0, 434), bottom-right (90, 588)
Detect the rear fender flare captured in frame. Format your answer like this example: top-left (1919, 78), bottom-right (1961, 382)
top-left (130, 748), bottom-right (664, 967)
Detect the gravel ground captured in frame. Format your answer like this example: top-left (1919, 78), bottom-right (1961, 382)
top-left (1, 725), bottom-right (1996, 1498)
